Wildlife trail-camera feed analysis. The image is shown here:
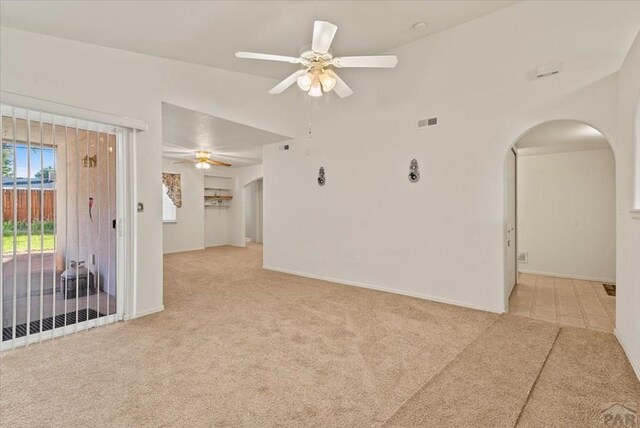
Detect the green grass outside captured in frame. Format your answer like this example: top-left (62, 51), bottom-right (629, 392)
top-left (2, 233), bottom-right (55, 254)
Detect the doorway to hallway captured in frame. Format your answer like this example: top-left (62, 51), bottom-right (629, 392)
top-left (505, 120), bottom-right (616, 331)
top-left (244, 178), bottom-right (263, 244)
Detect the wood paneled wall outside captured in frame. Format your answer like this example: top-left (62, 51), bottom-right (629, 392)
top-left (2, 189), bottom-right (55, 222)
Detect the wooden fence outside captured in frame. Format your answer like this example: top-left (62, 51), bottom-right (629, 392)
top-left (2, 189), bottom-right (55, 222)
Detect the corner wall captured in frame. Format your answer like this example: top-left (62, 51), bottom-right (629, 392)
top-left (228, 164), bottom-right (263, 247)
top-left (615, 30), bottom-right (640, 379)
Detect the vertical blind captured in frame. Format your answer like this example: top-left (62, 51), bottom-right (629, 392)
top-left (1, 105), bottom-right (120, 349)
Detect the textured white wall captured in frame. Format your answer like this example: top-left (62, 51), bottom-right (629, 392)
top-left (616, 30), bottom-right (640, 379)
top-left (517, 149), bottom-right (616, 282)
top-left (263, 1), bottom-right (640, 315)
top-left (0, 27), bottom-right (294, 316)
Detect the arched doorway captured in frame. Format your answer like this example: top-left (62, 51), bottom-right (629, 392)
top-left (504, 120), bottom-right (616, 331)
top-left (243, 178), bottom-right (263, 245)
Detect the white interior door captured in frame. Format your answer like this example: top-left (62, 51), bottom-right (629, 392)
top-left (504, 149), bottom-right (517, 306)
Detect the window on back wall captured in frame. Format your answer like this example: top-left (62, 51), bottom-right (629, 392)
top-left (162, 184), bottom-right (177, 222)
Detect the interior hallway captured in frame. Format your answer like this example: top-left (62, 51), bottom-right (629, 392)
top-left (1, 244), bottom-right (638, 427)
top-left (509, 273), bottom-right (615, 332)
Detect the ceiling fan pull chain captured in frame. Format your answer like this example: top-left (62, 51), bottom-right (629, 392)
top-left (308, 98), bottom-right (314, 140)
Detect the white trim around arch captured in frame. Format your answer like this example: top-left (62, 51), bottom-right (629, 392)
top-left (502, 119), bottom-right (617, 310)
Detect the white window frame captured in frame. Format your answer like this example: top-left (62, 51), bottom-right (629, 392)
top-left (162, 183), bottom-right (177, 223)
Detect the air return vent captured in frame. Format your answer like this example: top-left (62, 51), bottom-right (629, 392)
top-left (418, 117), bottom-right (438, 129)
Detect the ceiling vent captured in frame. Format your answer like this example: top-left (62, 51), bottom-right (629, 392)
top-left (536, 62), bottom-right (562, 79)
top-left (418, 117), bottom-right (438, 129)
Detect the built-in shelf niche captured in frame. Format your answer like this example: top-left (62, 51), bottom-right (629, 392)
top-left (204, 175), bottom-right (233, 208)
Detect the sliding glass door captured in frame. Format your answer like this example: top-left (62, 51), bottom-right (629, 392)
top-left (1, 106), bottom-right (119, 348)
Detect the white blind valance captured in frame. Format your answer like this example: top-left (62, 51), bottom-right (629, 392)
top-left (0, 91), bottom-right (148, 132)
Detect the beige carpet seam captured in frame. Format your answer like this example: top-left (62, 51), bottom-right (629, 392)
top-left (377, 315), bottom-right (503, 427)
top-left (512, 326), bottom-right (562, 427)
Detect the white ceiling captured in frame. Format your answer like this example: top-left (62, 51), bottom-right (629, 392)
top-left (515, 121), bottom-right (611, 157)
top-left (0, 1), bottom-right (518, 79)
top-left (162, 103), bottom-right (290, 167)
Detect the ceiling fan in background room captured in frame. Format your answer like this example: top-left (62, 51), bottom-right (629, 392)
top-left (173, 151), bottom-right (231, 169)
top-left (235, 21), bottom-right (398, 98)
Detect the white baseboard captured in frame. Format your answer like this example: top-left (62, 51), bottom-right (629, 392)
top-left (614, 329), bottom-right (640, 381)
top-left (132, 305), bottom-right (165, 319)
top-left (263, 265), bottom-right (502, 314)
top-left (518, 269), bottom-right (615, 284)
top-left (163, 246), bottom-right (205, 255)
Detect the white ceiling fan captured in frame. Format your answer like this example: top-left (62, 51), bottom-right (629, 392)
top-left (235, 21), bottom-right (398, 98)
top-left (173, 151), bottom-right (232, 169)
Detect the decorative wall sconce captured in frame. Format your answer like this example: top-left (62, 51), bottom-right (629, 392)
top-left (318, 167), bottom-right (326, 186)
top-left (408, 159), bottom-right (420, 183)
top-left (82, 155), bottom-right (97, 168)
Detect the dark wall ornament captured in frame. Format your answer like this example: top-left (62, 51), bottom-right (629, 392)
top-left (318, 167), bottom-right (326, 186)
top-left (409, 159), bottom-right (420, 183)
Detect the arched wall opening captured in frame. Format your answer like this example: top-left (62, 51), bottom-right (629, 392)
top-left (242, 177), bottom-right (263, 246)
top-left (503, 120), bottom-right (617, 329)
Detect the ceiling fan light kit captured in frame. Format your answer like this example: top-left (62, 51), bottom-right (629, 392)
top-left (173, 150), bottom-right (232, 169)
top-left (195, 161), bottom-right (211, 169)
top-left (308, 78), bottom-right (323, 97)
top-left (235, 20), bottom-right (398, 98)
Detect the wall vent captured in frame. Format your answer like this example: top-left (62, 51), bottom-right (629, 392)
top-left (517, 252), bottom-right (528, 263)
top-left (418, 117), bottom-right (438, 128)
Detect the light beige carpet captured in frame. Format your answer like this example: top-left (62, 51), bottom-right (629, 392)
top-left (384, 315), bottom-right (559, 427)
top-left (0, 244), bottom-right (638, 427)
top-left (515, 327), bottom-right (640, 427)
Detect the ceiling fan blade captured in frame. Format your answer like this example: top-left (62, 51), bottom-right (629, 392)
top-left (235, 52), bottom-right (300, 63)
top-left (268, 69), bottom-right (308, 94)
top-left (207, 159), bottom-right (232, 167)
top-left (325, 70), bottom-right (353, 98)
top-left (333, 55), bottom-right (398, 68)
top-left (173, 160), bottom-right (195, 164)
top-left (311, 21), bottom-right (338, 54)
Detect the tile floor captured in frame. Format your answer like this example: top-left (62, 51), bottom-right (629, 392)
top-left (508, 273), bottom-right (615, 332)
